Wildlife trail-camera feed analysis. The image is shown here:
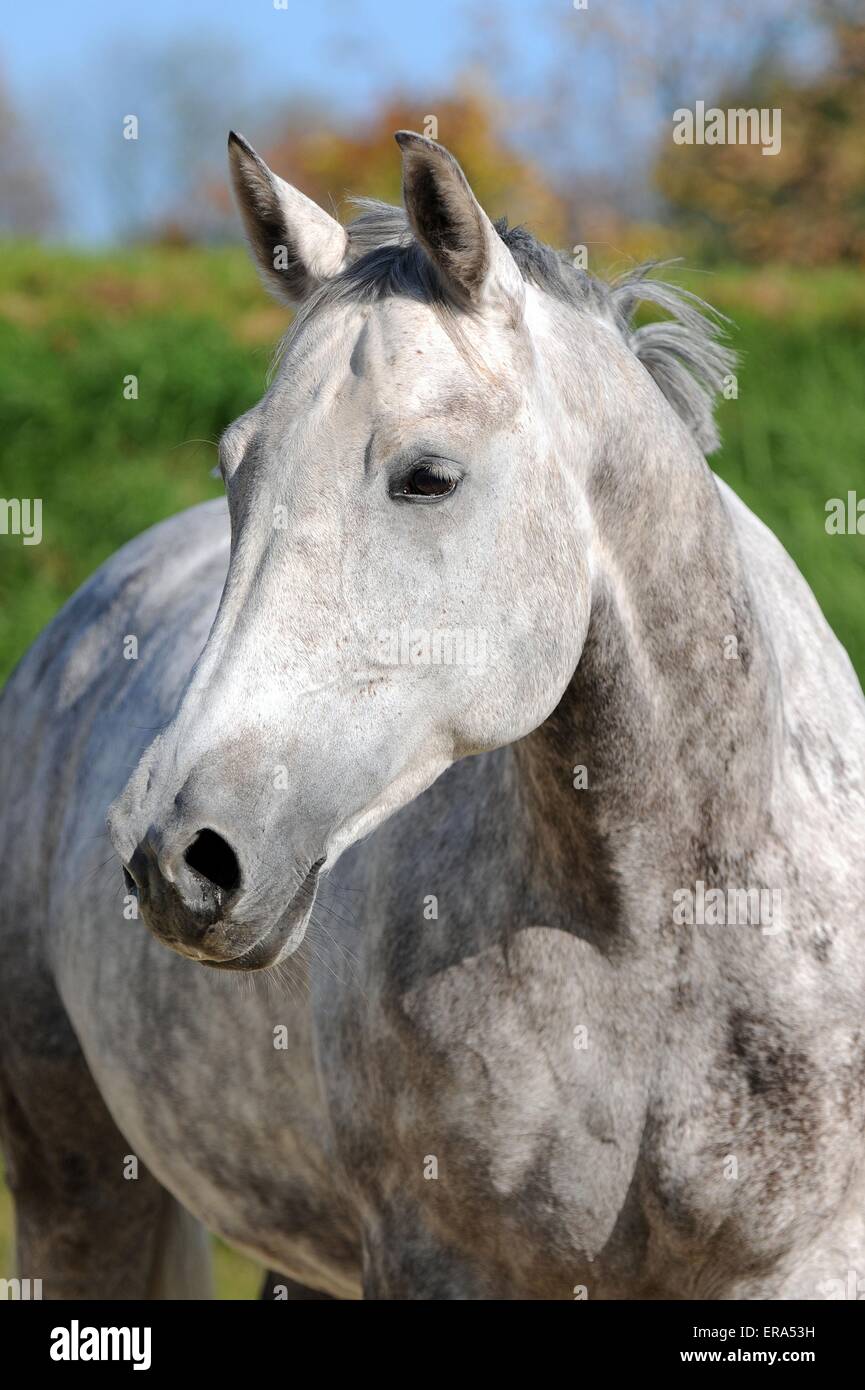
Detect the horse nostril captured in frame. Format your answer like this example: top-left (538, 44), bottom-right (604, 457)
top-left (183, 829), bottom-right (241, 894)
top-left (123, 867), bottom-right (137, 895)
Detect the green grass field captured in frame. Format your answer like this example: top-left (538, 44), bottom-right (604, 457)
top-left (1, 244), bottom-right (863, 685)
top-left (1, 243), bottom-right (863, 1295)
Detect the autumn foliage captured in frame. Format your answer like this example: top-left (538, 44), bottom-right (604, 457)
top-left (209, 89), bottom-right (569, 249)
top-left (654, 15), bottom-right (865, 265)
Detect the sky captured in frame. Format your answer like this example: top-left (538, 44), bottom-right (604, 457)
top-left (2, 0), bottom-right (830, 242)
top-left (3, 0), bottom-right (564, 239)
top-left (5, 0), bottom-right (500, 110)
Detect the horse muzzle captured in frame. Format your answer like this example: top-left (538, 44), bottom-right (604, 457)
top-left (117, 822), bottom-right (324, 970)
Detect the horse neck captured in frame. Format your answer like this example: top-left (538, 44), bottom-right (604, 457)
top-left (513, 409), bottom-right (781, 930)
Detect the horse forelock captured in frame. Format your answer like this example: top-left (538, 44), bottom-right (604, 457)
top-left (278, 197), bottom-right (735, 456)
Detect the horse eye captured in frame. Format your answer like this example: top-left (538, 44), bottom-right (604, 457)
top-left (395, 464), bottom-right (458, 500)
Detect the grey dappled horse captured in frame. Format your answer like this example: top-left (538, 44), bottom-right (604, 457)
top-left (1, 131), bottom-right (864, 1300)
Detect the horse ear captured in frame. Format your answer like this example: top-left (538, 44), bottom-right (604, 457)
top-left (228, 131), bottom-right (349, 305)
top-left (394, 131), bottom-right (524, 322)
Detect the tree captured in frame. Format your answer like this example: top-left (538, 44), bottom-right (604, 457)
top-left (206, 85), bottom-right (568, 249)
top-left (0, 75), bottom-right (57, 237)
top-left (654, 8), bottom-right (865, 264)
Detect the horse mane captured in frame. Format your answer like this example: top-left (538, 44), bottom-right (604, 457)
top-left (296, 198), bottom-right (735, 456)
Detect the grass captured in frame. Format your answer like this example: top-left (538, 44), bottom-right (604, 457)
top-left (0, 242), bottom-right (863, 1296)
top-left (0, 245), bottom-right (863, 684)
top-left (709, 310), bottom-right (865, 679)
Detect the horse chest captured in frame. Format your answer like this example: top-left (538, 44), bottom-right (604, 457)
top-left (319, 925), bottom-right (859, 1294)
top-left (320, 932), bottom-right (653, 1287)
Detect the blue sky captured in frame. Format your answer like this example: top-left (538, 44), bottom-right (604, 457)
top-left (6, 0), bottom-right (499, 112)
top-left (4, 0), bottom-right (568, 238)
top-left (2, 0), bottom-right (829, 242)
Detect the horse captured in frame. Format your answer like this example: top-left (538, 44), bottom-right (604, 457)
top-left (1, 129), bottom-right (863, 1300)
